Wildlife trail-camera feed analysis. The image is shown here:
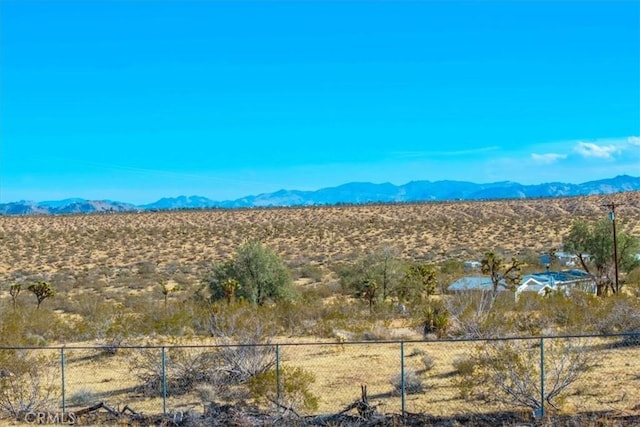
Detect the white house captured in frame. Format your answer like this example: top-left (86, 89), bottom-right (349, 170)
top-left (515, 269), bottom-right (596, 301)
top-left (463, 261), bottom-right (481, 270)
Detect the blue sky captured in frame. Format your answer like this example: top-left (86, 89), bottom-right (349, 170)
top-left (1, 1), bottom-right (639, 204)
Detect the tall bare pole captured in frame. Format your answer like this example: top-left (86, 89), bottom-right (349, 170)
top-left (602, 201), bottom-right (620, 293)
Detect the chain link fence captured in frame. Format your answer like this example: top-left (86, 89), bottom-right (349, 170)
top-left (1, 333), bottom-right (638, 424)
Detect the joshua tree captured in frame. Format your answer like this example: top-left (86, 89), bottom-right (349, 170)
top-left (221, 278), bottom-right (240, 304)
top-left (27, 281), bottom-right (56, 309)
top-left (481, 251), bottom-right (523, 298)
top-left (397, 264), bottom-right (438, 302)
top-left (362, 280), bottom-right (378, 314)
top-left (9, 283), bottom-right (21, 309)
top-left (159, 279), bottom-right (180, 307)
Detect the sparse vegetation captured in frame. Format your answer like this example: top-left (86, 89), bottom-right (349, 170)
top-left (0, 351), bottom-right (59, 416)
top-left (457, 338), bottom-right (597, 413)
top-left (248, 365), bottom-right (319, 413)
top-left (0, 194), bottom-right (638, 422)
top-left (391, 369), bottom-right (425, 395)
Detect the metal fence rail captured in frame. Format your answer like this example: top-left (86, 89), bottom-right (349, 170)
top-left (0, 333), bottom-right (638, 422)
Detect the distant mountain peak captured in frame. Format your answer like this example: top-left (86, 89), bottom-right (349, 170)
top-left (2, 175), bottom-right (639, 215)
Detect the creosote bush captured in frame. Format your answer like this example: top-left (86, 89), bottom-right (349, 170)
top-left (391, 369), bottom-right (425, 395)
top-left (130, 343), bottom-right (218, 397)
top-left (455, 338), bottom-right (596, 412)
top-left (0, 351), bottom-right (60, 417)
top-left (208, 304), bottom-right (278, 384)
top-left (421, 353), bottom-right (436, 372)
top-left (248, 365), bottom-right (319, 413)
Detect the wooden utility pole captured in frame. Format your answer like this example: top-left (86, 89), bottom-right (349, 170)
top-left (602, 201), bottom-right (620, 293)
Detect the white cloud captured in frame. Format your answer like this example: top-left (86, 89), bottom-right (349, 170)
top-left (531, 153), bottom-right (567, 164)
top-left (573, 142), bottom-right (620, 159)
top-left (628, 136), bottom-right (640, 146)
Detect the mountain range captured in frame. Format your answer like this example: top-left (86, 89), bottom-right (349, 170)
top-left (2, 175), bottom-right (639, 215)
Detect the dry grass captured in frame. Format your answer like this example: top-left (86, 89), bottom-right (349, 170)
top-left (1, 192), bottom-right (639, 301)
top-left (1, 193), bottom-right (639, 424)
top-left (14, 335), bottom-right (637, 420)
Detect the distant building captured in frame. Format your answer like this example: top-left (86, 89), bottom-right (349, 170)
top-left (539, 252), bottom-right (588, 267)
top-left (448, 276), bottom-right (506, 292)
top-left (463, 261), bottom-right (481, 270)
top-left (516, 269), bottom-right (596, 300)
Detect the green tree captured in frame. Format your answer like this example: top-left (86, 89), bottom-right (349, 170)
top-left (27, 281), bottom-right (56, 309)
top-left (337, 245), bottom-right (403, 302)
top-left (481, 251), bottom-right (523, 298)
top-left (375, 245), bottom-right (402, 300)
top-left (396, 263), bottom-right (438, 302)
top-left (563, 219), bottom-right (640, 296)
top-left (208, 241), bottom-right (293, 305)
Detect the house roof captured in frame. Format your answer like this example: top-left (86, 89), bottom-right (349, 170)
top-left (520, 269), bottom-right (591, 286)
top-left (448, 276), bottom-right (506, 292)
top-left (516, 269), bottom-right (595, 296)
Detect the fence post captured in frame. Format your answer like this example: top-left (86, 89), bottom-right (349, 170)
top-left (275, 345), bottom-right (281, 406)
top-left (400, 341), bottom-right (405, 414)
top-left (61, 347), bottom-right (66, 413)
top-left (161, 347), bottom-right (167, 415)
top-left (539, 337), bottom-right (545, 418)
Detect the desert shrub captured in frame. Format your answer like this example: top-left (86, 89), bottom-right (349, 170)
top-left (439, 259), bottom-right (463, 275)
top-left (444, 291), bottom-right (502, 338)
top-left (360, 323), bottom-right (395, 341)
top-left (0, 307), bottom-right (70, 346)
top-left (208, 304), bottom-right (277, 384)
top-left (68, 388), bottom-right (96, 406)
top-left (334, 246), bottom-right (404, 302)
top-left (306, 281), bottom-right (341, 300)
top-left (130, 345), bottom-right (218, 397)
top-left (308, 295), bottom-right (360, 338)
top-left (0, 350), bottom-right (60, 416)
top-left (248, 365), bottom-right (319, 413)
top-left (140, 303), bottom-right (201, 336)
top-left (8, 283), bottom-right (21, 309)
top-left (420, 300), bottom-right (449, 338)
top-left (272, 298), bottom-right (326, 337)
top-left (406, 347), bottom-right (436, 372)
top-left (390, 369), bottom-right (425, 395)
top-left (624, 266), bottom-right (640, 297)
top-left (593, 295), bottom-right (640, 335)
top-left (452, 355), bottom-right (476, 376)
top-left (407, 347), bottom-right (425, 357)
top-left (458, 338), bottom-right (596, 412)
top-left (421, 353), bottom-right (436, 372)
top-left (291, 263), bottom-right (324, 283)
top-left (620, 330), bottom-right (640, 347)
top-left (509, 309), bottom-right (551, 337)
top-left (538, 291), bottom-right (596, 333)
